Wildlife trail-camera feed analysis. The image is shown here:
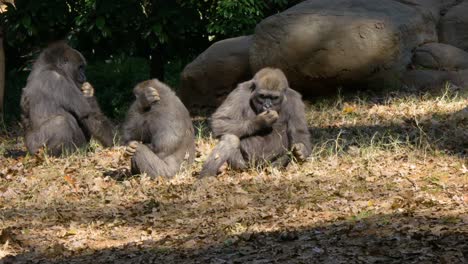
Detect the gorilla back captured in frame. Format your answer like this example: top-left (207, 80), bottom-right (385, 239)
top-left (21, 42), bottom-right (114, 156)
top-left (123, 79), bottom-right (195, 178)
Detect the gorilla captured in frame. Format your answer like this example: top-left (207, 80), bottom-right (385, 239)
top-left (122, 79), bottom-right (195, 178)
top-left (200, 67), bottom-right (311, 177)
top-left (20, 42), bottom-right (114, 156)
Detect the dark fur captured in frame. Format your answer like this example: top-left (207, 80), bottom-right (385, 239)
top-left (200, 68), bottom-right (311, 177)
top-left (122, 79), bottom-right (195, 178)
top-left (20, 42), bottom-right (114, 156)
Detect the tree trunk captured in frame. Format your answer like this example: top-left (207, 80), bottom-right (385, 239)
top-left (0, 26), bottom-right (5, 122)
top-left (150, 45), bottom-right (165, 81)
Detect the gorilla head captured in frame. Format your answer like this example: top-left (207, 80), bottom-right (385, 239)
top-left (250, 67), bottom-right (288, 113)
top-left (39, 42), bottom-right (87, 86)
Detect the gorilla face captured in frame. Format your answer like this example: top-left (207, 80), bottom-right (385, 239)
top-left (251, 86), bottom-right (284, 113)
top-left (75, 63), bottom-right (86, 84)
top-left (62, 48), bottom-right (87, 86)
top-left (249, 67), bottom-right (288, 114)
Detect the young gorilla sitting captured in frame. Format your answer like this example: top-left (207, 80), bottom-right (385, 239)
top-left (20, 42), bottom-right (114, 156)
top-left (122, 79), bottom-right (195, 178)
top-left (200, 67), bottom-right (311, 177)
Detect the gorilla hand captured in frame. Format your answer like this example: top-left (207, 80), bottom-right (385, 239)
top-left (81, 82), bottom-right (94, 98)
top-left (255, 110), bottom-right (278, 128)
top-left (292, 143), bottom-right (308, 162)
top-left (144, 86), bottom-right (160, 105)
top-left (125, 141), bottom-right (140, 157)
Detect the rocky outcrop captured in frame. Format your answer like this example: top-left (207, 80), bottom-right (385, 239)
top-left (179, 36), bottom-right (252, 111)
top-left (439, 1), bottom-right (468, 51)
top-left (412, 43), bottom-right (468, 70)
top-left (249, 0), bottom-right (439, 95)
top-left (179, 0), bottom-right (468, 111)
top-left (402, 69), bottom-right (468, 91)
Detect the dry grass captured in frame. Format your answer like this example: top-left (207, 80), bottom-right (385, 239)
top-left (0, 87), bottom-right (467, 263)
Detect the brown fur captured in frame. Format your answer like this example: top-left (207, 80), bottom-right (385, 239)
top-left (254, 67), bottom-right (288, 91)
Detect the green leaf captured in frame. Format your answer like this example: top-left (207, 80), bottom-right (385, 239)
top-left (96, 16), bottom-right (105, 30)
top-left (21, 16), bottom-right (31, 28)
top-left (152, 24), bottom-right (163, 34)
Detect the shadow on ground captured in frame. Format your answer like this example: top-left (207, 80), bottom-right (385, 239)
top-left (3, 213), bottom-right (466, 264)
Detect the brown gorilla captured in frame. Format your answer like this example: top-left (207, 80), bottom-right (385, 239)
top-left (20, 42), bottom-right (114, 156)
top-left (200, 67), bottom-right (311, 177)
top-left (122, 79), bottom-right (195, 178)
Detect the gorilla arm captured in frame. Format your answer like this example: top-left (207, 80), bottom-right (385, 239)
top-left (133, 83), bottom-right (160, 111)
top-left (121, 103), bottom-right (142, 144)
top-left (80, 82), bottom-right (114, 147)
top-left (81, 105), bottom-right (114, 147)
top-left (211, 81), bottom-right (276, 138)
top-left (44, 74), bottom-right (113, 147)
top-left (285, 89), bottom-right (311, 161)
top-left (126, 124), bottom-right (187, 178)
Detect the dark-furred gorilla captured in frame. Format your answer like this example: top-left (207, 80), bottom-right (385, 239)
top-left (122, 79), bottom-right (195, 178)
top-left (20, 42), bottom-right (114, 156)
top-left (200, 67), bottom-right (311, 177)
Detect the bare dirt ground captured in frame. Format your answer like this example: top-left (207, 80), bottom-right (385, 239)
top-left (1, 88), bottom-right (467, 263)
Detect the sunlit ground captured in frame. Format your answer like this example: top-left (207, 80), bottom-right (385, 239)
top-left (1, 87), bottom-right (467, 263)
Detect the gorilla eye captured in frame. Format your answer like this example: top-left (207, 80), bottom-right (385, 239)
top-left (271, 96), bottom-right (279, 100)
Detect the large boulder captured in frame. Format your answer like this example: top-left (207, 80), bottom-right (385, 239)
top-left (412, 43), bottom-right (468, 70)
top-left (401, 70), bottom-right (450, 90)
top-left (402, 69), bottom-right (468, 91)
top-left (439, 1), bottom-right (468, 51)
top-left (398, 0), bottom-right (449, 20)
top-left (179, 36), bottom-right (252, 112)
top-left (249, 0), bottom-right (439, 95)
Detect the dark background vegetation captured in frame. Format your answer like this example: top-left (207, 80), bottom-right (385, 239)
top-left (0, 0), bottom-right (302, 122)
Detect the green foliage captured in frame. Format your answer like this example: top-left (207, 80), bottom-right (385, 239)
top-left (206, 0), bottom-right (290, 37)
top-left (164, 58), bottom-right (190, 90)
top-left (4, 0), bottom-right (298, 65)
top-left (86, 56), bottom-right (150, 119)
top-left (3, 70), bottom-right (28, 124)
top-left (3, 0), bottom-right (81, 47)
top-left (2, 0), bottom-right (301, 122)
top-left (72, 0), bottom-right (146, 56)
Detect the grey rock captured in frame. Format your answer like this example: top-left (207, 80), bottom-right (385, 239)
top-left (250, 0), bottom-right (439, 94)
top-left (413, 42), bottom-right (468, 70)
top-left (439, 1), bottom-right (468, 51)
top-left (179, 36), bottom-right (252, 112)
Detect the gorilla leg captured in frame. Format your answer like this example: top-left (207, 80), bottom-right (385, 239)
top-left (25, 114), bottom-right (87, 156)
top-left (271, 154), bottom-right (290, 167)
top-left (131, 144), bottom-right (179, 178)
top-left (200, 134), bottom-right (246, 177)
top-left (227, 148), bottom-right (247, 170)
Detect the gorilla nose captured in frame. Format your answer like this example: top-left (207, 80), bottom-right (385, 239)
top-left (263, 100), bottom-right (272, 111)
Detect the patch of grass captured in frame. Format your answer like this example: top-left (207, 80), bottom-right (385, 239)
top-left (349, 210), bottom-right (376, 221)
top-left (0, 87), bottom-right (466, 262)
